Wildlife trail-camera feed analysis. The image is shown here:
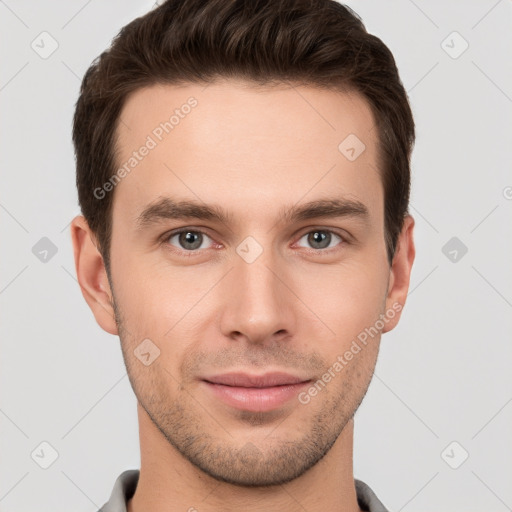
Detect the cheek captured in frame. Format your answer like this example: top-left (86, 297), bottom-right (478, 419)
top-left (294, 259), bottom-right (387, 342)
top-left (111, 260), bottom-right (179, 340)
top-left (112, 258), bottom-right (213, 367)
top-left (111, 239), bottom-right (388, 359)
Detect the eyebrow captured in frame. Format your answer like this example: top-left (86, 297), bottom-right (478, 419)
top-left (135, 196), bottom-right (370, 231)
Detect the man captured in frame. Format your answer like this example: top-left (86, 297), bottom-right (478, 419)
top-left (70, 0), bottom-right (416, 511)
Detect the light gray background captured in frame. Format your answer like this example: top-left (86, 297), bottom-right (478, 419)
top-left (1, 1), bottom-right (511, 511)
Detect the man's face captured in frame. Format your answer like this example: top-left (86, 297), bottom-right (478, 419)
top-left (106, 80), bottom-right (398, 486)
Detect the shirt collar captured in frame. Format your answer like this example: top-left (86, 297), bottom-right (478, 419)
top-left (98, 470), bottom-right (389, 512)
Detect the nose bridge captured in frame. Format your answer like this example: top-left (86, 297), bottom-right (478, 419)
top-left (219, 237), bottom-right (294, 344)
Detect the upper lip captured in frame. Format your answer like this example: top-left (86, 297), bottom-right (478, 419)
top-left (202, 372), bottom-right (311, 388)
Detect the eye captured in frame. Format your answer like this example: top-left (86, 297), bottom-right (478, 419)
top-left (295, 229), bottom-right (345, 252)
top-left (165, 229), bottom-right (215, 253)
top-left (161, 227), bottom-right (347, 257)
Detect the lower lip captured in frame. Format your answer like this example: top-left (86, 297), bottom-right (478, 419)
top-left (202, 381), bottom-right (311, 412)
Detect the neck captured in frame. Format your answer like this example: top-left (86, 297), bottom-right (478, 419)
top-left (127, 403), bottom-right (362, 512)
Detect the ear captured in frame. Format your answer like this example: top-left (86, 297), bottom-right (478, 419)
top-left (70, 215), bottom-right (118, 335)
top-left (382, 214), bottom-right (416, 333)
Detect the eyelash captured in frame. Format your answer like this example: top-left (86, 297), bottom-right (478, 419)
top-left (160, 227), bottom-right (348, 258)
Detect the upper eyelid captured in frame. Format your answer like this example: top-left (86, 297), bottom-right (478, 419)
top-left (294, 229), bottom-right (345, 244)
top-left (163, 227), bottom-right (215, 242)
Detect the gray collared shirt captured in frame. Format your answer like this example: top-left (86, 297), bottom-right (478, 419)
top-left (98, 469), bottom-right (390, 512)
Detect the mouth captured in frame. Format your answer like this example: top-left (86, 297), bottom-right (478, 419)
top-left (201, 372), bottom-right (312, 412)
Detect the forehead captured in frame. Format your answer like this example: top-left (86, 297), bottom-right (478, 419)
top-left (113, 80), bottom-right (382, 230)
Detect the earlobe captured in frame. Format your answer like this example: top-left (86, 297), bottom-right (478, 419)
top-left (382, 214), bottom-right (416, 333)
top-left (70, 215), bottom-right (119, 335)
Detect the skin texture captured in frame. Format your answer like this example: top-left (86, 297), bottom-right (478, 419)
top-left (71, 79), bottom-right (415, 512)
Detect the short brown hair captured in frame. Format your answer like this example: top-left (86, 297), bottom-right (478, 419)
top-left (73, 0), bottom-right (415, 275)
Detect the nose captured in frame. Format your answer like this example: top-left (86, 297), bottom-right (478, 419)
top-left (219, 245), bottom-right (296, 346)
